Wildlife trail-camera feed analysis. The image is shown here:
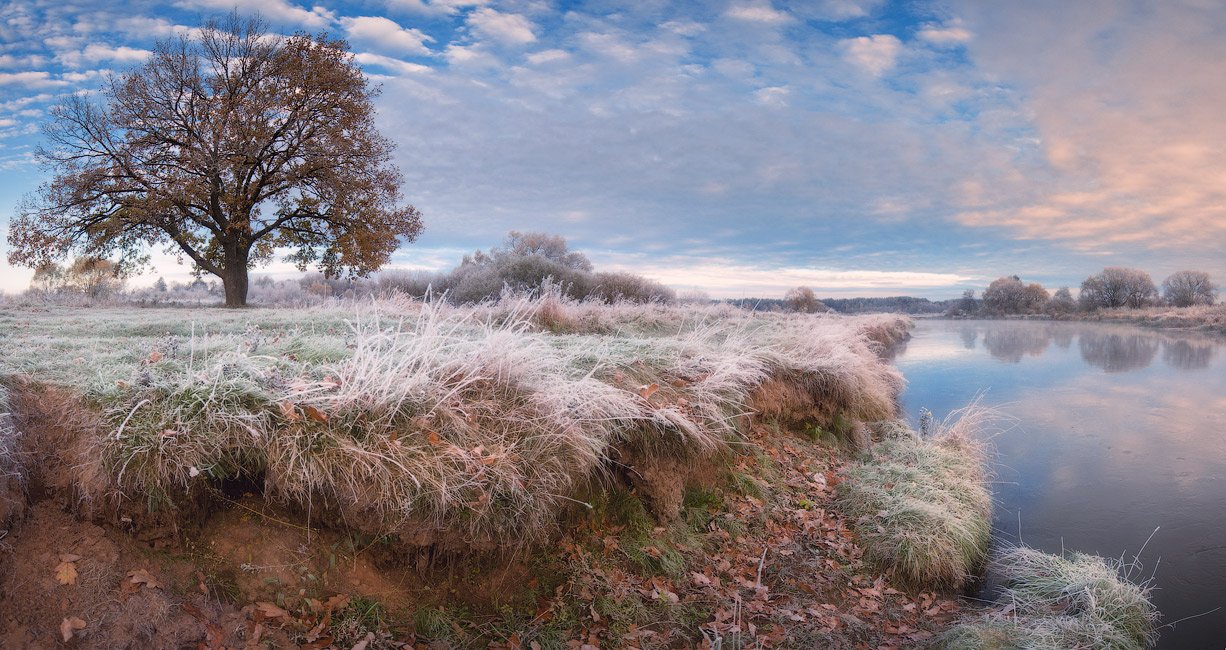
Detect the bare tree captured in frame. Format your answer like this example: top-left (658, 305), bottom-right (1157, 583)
top-left (65, 258), bottom-right (125, 298)
top-left (1079, 267), bottom-right (1158, 310)
top-left (6, 14), bottom-right (422, 307)
top-left (1161, 270), bottom-right (1217, 307)
top-left (1048, 286), bottom-right (1076, 314)
top-left (785, 286), bottom-right (826, 313)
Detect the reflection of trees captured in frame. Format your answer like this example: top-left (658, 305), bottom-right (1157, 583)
top-left (982, 325), bottom-right (1052, 363)
top-left (959, 326), bottom-right (979, 350)
top-left (1162, 339), bottom-right (1216, 370)
top-left (1078, 331), bottom-right (1159, 372)
top-left (1051, 327), bottom-right (1074, 350)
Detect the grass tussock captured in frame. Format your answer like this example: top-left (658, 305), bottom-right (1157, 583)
top-left (836, 405), bottom-right (995, 590)
top-left (939, 547), bottom-right (1159, 650)
top-left (0, 383), bottom-right (24, 527)
top-left (0, 296), bottom-right (911, 548)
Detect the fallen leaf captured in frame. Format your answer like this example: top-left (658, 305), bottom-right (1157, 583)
top-left (638, 383), bottom-right (660, 399)
top-left (148, 350), bottom-right (163, 363)
top-left (128, 568), bottom-right (161, 590)
top-left (302, 405), bottom-right (329, 424)
top-left (55, 560), bottom-right (79, 586)
top-left (426, 430), bottom-right (444, 446)
top-left (279, 401), bottom-right (301, 422)
top-left (60, 617), bottom-right (86, 642)
top-left (256, 602), bottom-right (290, 619)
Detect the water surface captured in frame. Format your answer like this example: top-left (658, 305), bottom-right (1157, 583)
top-left (892, 320), bottom-right (1226, 648)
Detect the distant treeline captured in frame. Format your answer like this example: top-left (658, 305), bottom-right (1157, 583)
top-left (724, 296), bottom-right (954, 314)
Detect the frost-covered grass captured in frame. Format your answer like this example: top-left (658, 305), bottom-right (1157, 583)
top-left (938, 547), bottom-right (1159, 650)
top-left (1080, 304), bottom-right (1226, 333)
top-left (836, 407), bottom-right (995, 590)
top-left (0, 295), bottom-right (910, 546)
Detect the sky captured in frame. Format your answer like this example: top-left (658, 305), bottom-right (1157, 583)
top-left (1, 0), bottom-right (1224, 299)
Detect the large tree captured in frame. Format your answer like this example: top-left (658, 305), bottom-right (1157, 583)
top-left (1161, 270), bottom-right (1217, 307)
top-left (1079, 267), bottom-right (1158, 310)
top-left (7, 14), bottom-right (422, 307)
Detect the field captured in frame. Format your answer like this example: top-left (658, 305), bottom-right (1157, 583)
top-left (0, 296), bottom-right (1158, 648)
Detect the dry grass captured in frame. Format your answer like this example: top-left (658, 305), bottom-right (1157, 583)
top-left (939, 547), bottom-right (1159, 649)
top-left (836, 405), bottom-right (996, 590)
top-left (0, 296), bottom-right (911, 548)
top-left (1081, 304), bottom-right (1226, 333)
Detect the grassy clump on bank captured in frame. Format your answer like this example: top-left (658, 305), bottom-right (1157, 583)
top-left (939, 547), bottom-right (1159, 649)
top-left (0, 296), bottom-right (910, 548)
top-left (836, 408), bottom-right (993, 590)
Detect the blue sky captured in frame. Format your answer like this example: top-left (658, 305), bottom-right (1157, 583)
top-left (2, 0), bottom-right (1224, 298)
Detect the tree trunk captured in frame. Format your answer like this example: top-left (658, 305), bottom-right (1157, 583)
top-left (221, 257), bottom-right (250, 308)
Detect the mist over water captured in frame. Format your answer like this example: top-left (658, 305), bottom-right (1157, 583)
top-left (892, 320), bottom-right (1226, 649)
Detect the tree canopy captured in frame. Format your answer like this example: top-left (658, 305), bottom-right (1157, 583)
top-left (6, 13), bottom-right (422, 306)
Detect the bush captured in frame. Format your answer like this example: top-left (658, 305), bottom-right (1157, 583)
top-left (1080, 267), bottom-right (1158, 310)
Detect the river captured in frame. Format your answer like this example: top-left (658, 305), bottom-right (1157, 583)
top-left (891, 319), bottom-right (1226, 649)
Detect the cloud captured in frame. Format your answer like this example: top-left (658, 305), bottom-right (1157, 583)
top-left (917, 19), bottom-right (973, 46)
top-left (946, 0), bottom-right (1226, 255)
top-left (608, 259), bottom-right (974, 298)
top-left (56, 44), bottom-right (152, 69)
top-left (386, 0), bottom-right (488, 15)
top-left (353, 52), bottom-right (432, 75)
top-left (840, 34), bottom-right (902, 76)
top-left (0, 71), bottom-right (67, 88)
top-left (466, 8), bottom-right (536, 45)
top-left (174, 0), bottom-right (334, 28)
top-left (725, 1), bottom-right (793, 25)
top-left (342, 16), bottom-right (433, 56)
top-left (525, 49), bottom-right (569, 65)
top-left (789, 0), bottom-right (886, 21)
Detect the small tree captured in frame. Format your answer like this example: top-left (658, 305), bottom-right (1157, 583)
top-left (785, 286), bottom-right (826, 313)
top-left (28, 262), bottom-right (65, 294)
top-left (65, 257), bottom-right (125, 298)
top-left (1080, 267), bottom-right (1157, 310)
top-left (153, 277), bottom-right (168, 293)
top-left (1048, 286), bottom-right (1076, 314)
top-left (982, 276), bottom-right (1025, 314)
top-left (1161, 270), bottom-right (1217, 307)
top-left (6, 14), bottom-right (422, 307)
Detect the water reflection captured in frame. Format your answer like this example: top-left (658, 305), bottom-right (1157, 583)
top-left (1162, 339), bottom-right (1217, 370)
top-left (939, 320), bottom-right (1216, 373)
top-left (893, 320), bottom-right (1226, 649)
top-left (1078, 331), bottom-right (1160, 372)
top-left (979, 324), bottom-right (1052, 362)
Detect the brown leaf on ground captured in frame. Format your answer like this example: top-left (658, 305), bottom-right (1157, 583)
top-left (255, 602), bottom-right (290, 620)
top-left (128, 568), bottom-right (161, 590)
top-left (55, 560), bottom-right (79, 586)
top-left (60, 617), bottom-right (86, 642)
top-left (148, 350), bottom-right (163, 363)
top-left (279, 401), bottom-right (301, 422)
top-left (302, 404), bottom-right (330, 424)
top-left (638, 383), bottom-right (659, 399)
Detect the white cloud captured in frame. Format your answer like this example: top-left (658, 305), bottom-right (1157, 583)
top-left (354, 52), bottom-right (432, 75)
top-left (840, 34), bottom-right (902, 76)
top-left (0, 71), bottom-right (67, 88)
top-left (387, 0), bottom-right (488, 15)
top-left (917, 19), bottom-right (973, 46)
top-left (467, 8), bottom-right (536, 45)
top-left (753, 85), bottom-right (789, 106)
top-left (174, 0), bottom-right (334, 28)
top-left (56, 44), bottom-right (152, 69)
top-left (526, 49), bottom-right (569, 65)
top-left (725, 1), bottom-right (793, 25)
top-left (342, 16), bottom-right (433, 56)
top-left (614, 260), bottom-right (973, 298)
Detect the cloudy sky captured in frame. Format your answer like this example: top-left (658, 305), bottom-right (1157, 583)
top-left (1, 0), bottom-right (1223, 298)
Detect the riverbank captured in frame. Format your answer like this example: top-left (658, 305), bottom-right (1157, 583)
top-left (0, 299), bottom-right (1159, 647)
top-left (945, 304), bottom-right (1226, 334)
